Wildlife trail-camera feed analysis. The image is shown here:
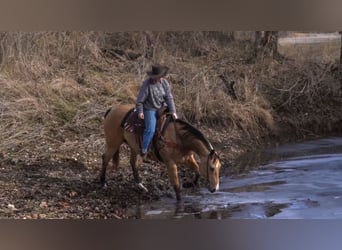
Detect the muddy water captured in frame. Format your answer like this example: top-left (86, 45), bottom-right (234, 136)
top-left (128, 137), bottom-right (342, 219)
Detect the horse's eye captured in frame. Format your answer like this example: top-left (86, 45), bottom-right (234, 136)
top-left (210, 167), bottom-right (215, 172)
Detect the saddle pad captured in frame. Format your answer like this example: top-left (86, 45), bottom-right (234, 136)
top-left (120, 108), bottom-right (145, 133)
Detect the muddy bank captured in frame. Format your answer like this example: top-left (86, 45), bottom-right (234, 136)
top-left (0, 156), bottom-right (171, 219)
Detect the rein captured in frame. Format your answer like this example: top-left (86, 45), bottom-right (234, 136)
top-left (158, 116), bottom-right (216, 182)
top-left (158, 114), bottom-right (182, 151)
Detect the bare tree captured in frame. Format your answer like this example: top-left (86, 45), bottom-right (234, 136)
top-left (339, 31), bottom-right (342, 64)
top-left (253, 31), bottom-right (262, 58)
top-left (252, 31), bottom-right (280, 60)
top-left (144, 31), bottom-right (154, 60)
top-left (227, 32), bottom-right (235, 42)
top-left (0, 32), bottom-right (5, 66)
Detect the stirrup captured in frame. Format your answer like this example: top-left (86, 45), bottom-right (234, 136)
top-left (140, 149), bottom-right (147, 157)
top-left (141, 152), bottom-right (152, 163)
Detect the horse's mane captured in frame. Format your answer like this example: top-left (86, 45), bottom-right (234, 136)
top-left (174, 119), bottom-right (213, 151)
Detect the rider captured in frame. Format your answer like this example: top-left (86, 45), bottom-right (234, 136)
top-left (136, 64), bottom-right (178, 159)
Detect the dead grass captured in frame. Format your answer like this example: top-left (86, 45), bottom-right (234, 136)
top-left (0, 31), bottom-right (342, 219)
top-left (0, 31), bottom-right (341, 166)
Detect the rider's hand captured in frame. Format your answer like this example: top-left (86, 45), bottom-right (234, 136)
top-left (138, 112), bottom-right (144, 119)
top-left (171, 113), bottom-right (178, 119)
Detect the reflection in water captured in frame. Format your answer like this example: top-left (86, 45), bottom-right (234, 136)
top-left (174, 202), bottom-right (201, 218)
top-left (263, 202), bottom-right (289, 217)
top-left (232, 137), bottom-right (342, 176)
top-left (174, 203), bottom-right (224, 219)
top-left (130, 199), bottom-right (293, 219)
top-left (130, 201), bottom-right (228, 219)
top-left (223, 181), bottom-right (287, 193)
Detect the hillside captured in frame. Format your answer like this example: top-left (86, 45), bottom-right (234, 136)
top-left (0, 31), bottom-right (341, 218)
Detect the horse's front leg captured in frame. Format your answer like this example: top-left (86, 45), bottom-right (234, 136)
top-left (100, 155), bottom-right (109, 187)
top-left (130, 150), bottom-right (148, 192)
top-left (182, 153), bottom-right (200, 188)
top-left (130, 150), bottom-right (140, 183)
top-left (165, 161), bottom-right (181, 201)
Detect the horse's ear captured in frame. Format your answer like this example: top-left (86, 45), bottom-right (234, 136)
top-left (212, 149), bottom-right (222, 160)
top-left (210, 149), bottom-right (221, 160)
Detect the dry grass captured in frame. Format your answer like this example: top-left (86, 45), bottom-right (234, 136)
top-left (0, 31), bottom-right (341, 165)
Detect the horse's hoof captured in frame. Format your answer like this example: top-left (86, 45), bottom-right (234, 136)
top-left (142, 159), bottom-right (152, 164)
top-left (99, 182), bottom-right (107, 189)
top-left (95, 178), bottom-right (107, 188)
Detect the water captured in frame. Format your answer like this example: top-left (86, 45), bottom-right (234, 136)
top-left (128, 137), bottom-right (342, 219)
top-left (278, 33), bottom-right (340, 45)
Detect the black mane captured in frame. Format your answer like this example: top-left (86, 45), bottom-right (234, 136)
top-left (175, 119), bottom-right (213, 151)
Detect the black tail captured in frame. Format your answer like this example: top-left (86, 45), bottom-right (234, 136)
top-left (104, 108), bottom-right (112, 118)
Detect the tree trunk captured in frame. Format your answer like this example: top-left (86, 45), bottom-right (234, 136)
top-left (0, 32), bottom-right (5, 66)
top-left (253, 31), bottom-right (280, 59)
top-left (253, 31), bottom-right (262, 58)
top-left (339, 31), bottom-right (342, 64)
top-left (228, 32), bottom-right (235, 42)
top-left (144, 31), bottom-right (154, 60)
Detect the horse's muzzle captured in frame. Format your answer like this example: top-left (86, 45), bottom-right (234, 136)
top-left (209, 183), bottom-right (219, 193)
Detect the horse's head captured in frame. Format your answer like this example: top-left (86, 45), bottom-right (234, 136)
top-left (200, 149), bottom-right (221, 193)
top-left (172, 119), bottom-right (221, 194)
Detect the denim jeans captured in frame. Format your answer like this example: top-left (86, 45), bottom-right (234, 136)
top-left (141, 109), bottom-right (157, 154)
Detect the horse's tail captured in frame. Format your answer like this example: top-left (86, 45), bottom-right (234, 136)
top-left (104, 108), bottom-right (112, 118)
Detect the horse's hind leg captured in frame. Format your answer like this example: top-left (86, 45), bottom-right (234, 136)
top-left (130, 150), bottom-right (148, 192)
top-left (100, 146), bottom-right (119, 186)
top-left (112, 149), bottom-right (120, 169)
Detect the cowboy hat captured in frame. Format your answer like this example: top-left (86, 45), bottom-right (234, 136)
top-left (146, 64), bottom-right (169, 79)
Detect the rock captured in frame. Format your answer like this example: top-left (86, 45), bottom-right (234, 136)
top-left (39, 214), bottom-right (47, 219)
top-left (7, 204), bottom-right (17, 211)
top-left (32, 213), bottom-right (39, 219)
top-left (40, 201), bottom-right (48, 208)
top-left (69, 191), bottom-right (78, 197)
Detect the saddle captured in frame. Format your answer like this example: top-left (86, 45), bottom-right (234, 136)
top-left (120, 107), bottom-right (173, 152)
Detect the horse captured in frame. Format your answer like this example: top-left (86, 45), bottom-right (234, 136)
top-left (100, 104), bottom-right (221, 200)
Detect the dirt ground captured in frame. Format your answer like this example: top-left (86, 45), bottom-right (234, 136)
top-left (0, 126), bottom-right (240, 219)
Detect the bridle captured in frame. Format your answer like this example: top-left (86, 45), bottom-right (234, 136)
top-left (206, 148), bottom-right (216, 182)
top-left (160, 117), bottom-right (217, 183)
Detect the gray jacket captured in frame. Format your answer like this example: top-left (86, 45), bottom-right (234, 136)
top-left (136, 78), bottom-right (176, 114)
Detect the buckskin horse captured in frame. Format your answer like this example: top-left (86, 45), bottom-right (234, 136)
top-left (100, 104), bottom-right (221, 200)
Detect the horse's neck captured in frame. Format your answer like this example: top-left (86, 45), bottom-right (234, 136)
top-left (173, 121), bottom-right (211, 157)
top-left (191, 140), bottom-right (211, 157)
top-left (178, 136), bottom-right (210, 157)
